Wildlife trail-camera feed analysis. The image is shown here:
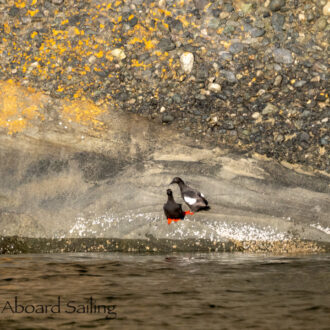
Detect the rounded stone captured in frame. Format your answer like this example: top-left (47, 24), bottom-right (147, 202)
top-left (128, 16), bottom-right (138, 27)
top-left (299, 131), bottom-right (310, 142)
top-left (274, 75), bottom-right (283, 86)
top-left (180, 52), bottom-right (194, 74)
top-left (162, 114), bottom-right (174, 123)
top-left (111, 48), bottom-right (126, 60)
top-left (320, 137), bottom-right (328, 145)
top-left (314, 18), bottom-right (327, 31)
top-left (323, 2), bottom-right (330, 16)
top-left (251, 28), bottom-right (265, 37)
top-left (269, 0), bottom-right (286, 12)
top-left (306, 13), bottom-right (314, 22)
top-left (272, 13), bottom-right (285, 31)
top-left (219, 51), bottom-right (233, 61)
top-left (252, 112), bottom-right (260, 119)
top-left (208, 18), bottom-right (219, 30)
top-left (208, 83), bottom-right (221, 92)
top-left (294, 80), bottom-right (307, 88)
top-left (229, 42), bottom-right (244, 54)
top-left (88, 55), bottom-right (97, 64)
top-left (262, 103), bottom-right (279, 115)
top-left (158, 38), bottom-right (176, 51)
top-left (273, 48), bottom-right (293, 64)
top-left (220, 70), bottom-right (237, 83)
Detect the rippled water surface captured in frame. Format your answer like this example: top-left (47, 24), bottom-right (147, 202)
top-left (0, 253), bottom-right (329, 329)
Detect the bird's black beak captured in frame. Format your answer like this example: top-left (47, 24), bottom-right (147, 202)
top-left (169, 180), bottom-right (174, 185)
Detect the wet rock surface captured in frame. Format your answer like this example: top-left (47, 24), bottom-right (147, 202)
top-left (0, 0), bottom-right (328, 173)
top-left (0, 97), bottom-right (329, 253)
top-left (0, 236), bottom-right (327, 254)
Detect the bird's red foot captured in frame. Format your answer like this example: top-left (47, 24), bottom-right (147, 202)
top-left (184, 211), bottom-right (194, 215)
top-left (168, 219), bottom-right (181, 224)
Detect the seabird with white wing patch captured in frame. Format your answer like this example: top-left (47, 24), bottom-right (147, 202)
top-left (170, 177), bottom-right (210, 212)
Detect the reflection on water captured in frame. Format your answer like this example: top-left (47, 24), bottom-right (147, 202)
top-left (0, 253), bottom-right (329, 329)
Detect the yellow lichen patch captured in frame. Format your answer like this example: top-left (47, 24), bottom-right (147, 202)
top-left (105, 52), bottom-right (114, 61)
top-left (52, 29), bottom-right (66, 37)
top-left (221, 40), bottom-right (232, 49)
top-left (22, 105), bottom-right (38, 119)
top-left (128, 35), bottom-right (155, 50)
top-left (248, 77), bottom-right (256, 86)
top-left (176, 15), bottom-right (190, 27)
top-left (161, 20), bottom-right (169, 29)
top-left (15, 0), bottom-right (26, 8)
top-left (62, 100), bottom-right (105, 130)
top-left (0, 80), bottom-right (42, 135)
top-left (131, 59), bottom-right (151, 70)
top-left (28, 9), bottom-right (39, 17)
top-left (94, 50), bottom-right (104, 58)
top-left (126, 19), bottom-right (159, 50)
top-left (178, 0), bottom-right (185, 7)
top-left (30, 31), bottom-right (38, 39)
top-left (158, 8), bottom-right (172, 17)
top-left (4, 23), bottom-right (11, 34)
top-left (73, 27), bottom-right (80, 35)
top-left (203, 2), bottom-right (212, 12)
top-left (144, 38), bottom-right (155, 50)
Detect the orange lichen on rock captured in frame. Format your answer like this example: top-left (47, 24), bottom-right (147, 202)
top-left (0, 80), bottom-right (42, 135)
top-left (62, 100), bottom-right (106, 130)
top-left (0, 80), bottom-right (107, 135)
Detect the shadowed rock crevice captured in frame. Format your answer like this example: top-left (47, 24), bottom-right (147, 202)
top-left (72, 151), bottom-right (127, 182)
top-left (23, 158), bottom-right (69, 183)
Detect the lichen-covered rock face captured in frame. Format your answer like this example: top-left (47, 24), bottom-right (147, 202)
top-left (0, 0), bottom-right (329, 172)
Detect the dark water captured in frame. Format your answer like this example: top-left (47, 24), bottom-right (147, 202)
top-left (0, 253), bottom-right (329, 329)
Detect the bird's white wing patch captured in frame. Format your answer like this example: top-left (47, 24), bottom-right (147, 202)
top-left (200, 193), bottom-right (205, 198)
top-left (184, 196), bottom-right (197, 205)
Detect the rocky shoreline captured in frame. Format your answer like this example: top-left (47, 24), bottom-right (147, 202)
top-left (0, 236), bottom-right (328, 254)
top-left (0, 0), bottom-right (329, 172)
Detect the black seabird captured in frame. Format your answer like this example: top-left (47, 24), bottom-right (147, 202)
top-left (170, 177), bottom-right (210, 212)
top-left (163, 189), bottom-right (193, 225)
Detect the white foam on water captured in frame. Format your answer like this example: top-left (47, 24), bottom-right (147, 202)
top-left (166, 219), bottom-right (289, 242)
top-left (66, 212), bottom-right (290, 242)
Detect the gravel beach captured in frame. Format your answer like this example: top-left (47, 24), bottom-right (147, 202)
top-left (0, 0), bottom-right (329, 172)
